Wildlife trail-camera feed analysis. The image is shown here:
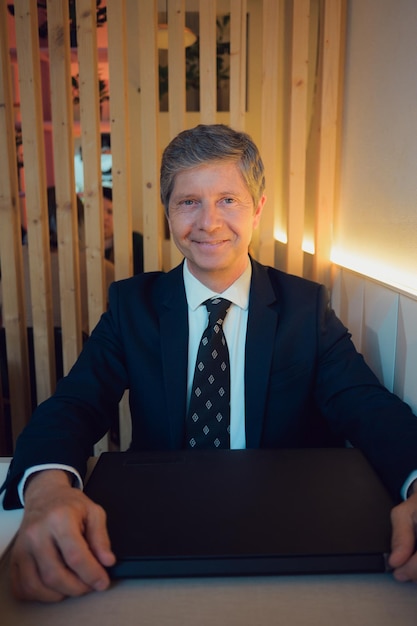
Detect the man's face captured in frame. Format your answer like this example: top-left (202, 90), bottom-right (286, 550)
top-left (103, 197), bottom-right (114, 239)
top-left (167, 161), bottom-right (265, 290)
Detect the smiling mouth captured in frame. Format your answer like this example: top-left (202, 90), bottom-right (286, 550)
top-left (194, 239), bottom-right (228, 246)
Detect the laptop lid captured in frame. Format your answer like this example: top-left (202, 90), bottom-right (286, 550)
top-left (84, 448), bottom-right (394, 578)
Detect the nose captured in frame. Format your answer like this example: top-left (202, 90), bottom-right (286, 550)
top-left (198, 200), bottom-right (222, 231)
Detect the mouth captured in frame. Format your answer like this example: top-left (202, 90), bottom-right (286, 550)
top-left (193, 239), bottom-right (228, 247)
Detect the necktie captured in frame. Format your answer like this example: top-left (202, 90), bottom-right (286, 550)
top-left (186, 297), bottom-right (231, 449)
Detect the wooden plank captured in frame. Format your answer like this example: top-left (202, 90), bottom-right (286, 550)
top-left (286, 0), bottom-right (310, 277)
top-left (76, 0), bottom-right (110, 454)
top-left (107, 0), bottom-right (133, 281)
top-left (138, 0), bottom-right (162, 272)
top-left (13, 0), bottom-right (56, 403)
top-left (168, 0), bottom-right (186, 137)
top-left (199, 0), bottom-right (217, 124)
top-left (0, 0), bottom-right (32, 444)
top-left (229, 0), bottom-right (247, 131)
top-left (107, 0), bottom-right (133, 449)
top-left (167, 0), bottom-right (186, 268)
top-left (313, 0), bottom-right (346, 286)
top-left (259, 0), bottom-right (280, 266)
top-left (47, 0), bottom-right (83, 373)
top-left (76, 0), bottom-right (107, 329)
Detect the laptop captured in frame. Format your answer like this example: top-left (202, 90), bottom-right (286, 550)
top-left (84, 448), bottom-right (394, 578)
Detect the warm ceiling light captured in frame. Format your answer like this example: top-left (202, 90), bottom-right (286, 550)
top-left (157, 23), bottom-right (197, 49)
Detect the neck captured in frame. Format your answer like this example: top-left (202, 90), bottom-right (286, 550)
top-left (186, 258), bottom-right (249, 293)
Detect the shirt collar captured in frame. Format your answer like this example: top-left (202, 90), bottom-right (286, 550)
top-left (183, 258), bottom-right (252, 312)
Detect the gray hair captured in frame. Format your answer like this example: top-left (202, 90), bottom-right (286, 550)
top-left (160, 124), bottom-right (265, 215)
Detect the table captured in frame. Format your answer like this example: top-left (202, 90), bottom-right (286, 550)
top-left (1, 459), bottom-right (417, 625)
top-left (0, 459), bottom-right (23, 557)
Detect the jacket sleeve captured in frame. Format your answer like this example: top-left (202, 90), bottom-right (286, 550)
top-left (314, 286), bottom-right (417, 500)
top-left (0, 281), bottom-right (130, 509)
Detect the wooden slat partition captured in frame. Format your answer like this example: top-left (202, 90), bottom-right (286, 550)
top-left (107, 0), bottom-right (133, 281)
top-left (137, 0), bottom-right (162, 272)
top-left (0, 0), bottom-right (347, 449)
top-left (286, 0), bottom-right (310, 277)
top-left (0, 0), bottom-right (32, 446)
top-left (167, 0), bottom-right (186, 268)
top-left (199, 0), bottom-right (217, 124)
top-left (14, 0), bottom-right (56, 403)
top-left (312, 0), bottom-right (346, 286)
top-left (229, 0), bottom-right (247, 131)
top-left (47, 0), bottom-right (83, 372)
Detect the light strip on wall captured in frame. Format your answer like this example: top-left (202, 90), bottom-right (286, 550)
top-left (274, 229), bottom-right (288, 244)
top-left (302, 237), bottom-right (315, 255)
top-left (331, 247), bottom-right (417, 298)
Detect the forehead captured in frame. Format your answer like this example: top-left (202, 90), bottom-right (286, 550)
top-left (171, 161), bottom-right (248, 195)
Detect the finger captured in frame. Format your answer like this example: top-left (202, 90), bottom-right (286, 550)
top-left (13, 528), bottom-right (94, 601)
top-left (15, 504), bottom-right (108, 599)
top-left (392, 551), bottom-right (417, 583)
top-left (54, 504), bottom-right (113, 592)
top-left (85, 503), bottom-right (116, 567)
top-left (11, 545), bottom-right (66, 603)
top-left (389, 503), bottom-right (416, 570)
top-left (35, 538), bottom-right (97, 598)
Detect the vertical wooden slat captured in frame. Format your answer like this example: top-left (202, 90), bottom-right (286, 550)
top-left (47, 0), bottom-right (83, 373)
top-left (168, 0), bottom-right (186, 136)
top-left (259, 0), bottom-right (280, 266)
top-left (76, 0), bottom-right (109, 454)
top-left (14, 0), bottom-right (56, 403)
top-left (0, 0), bottom-right (32, 444)
top-left (199, 0), bottom-right (217, 124)
top-left (286, 0), bottom-right (310, 277)
top-left (76, 0), bottom-right (106, 330)
top-left (107, 0), bottom-right (133, 281)
top-left (138, 0), bottom-right (162, 272)
top-left (313, 0), bottom-right (346, 286)
top-left (168, 0), bottom-right (186, 268)
top-left (229, 0), bottom-right (247, 131)
top-left (107, 0), bottom-right (133, 450)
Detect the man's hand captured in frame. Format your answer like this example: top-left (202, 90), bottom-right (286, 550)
top-left (389, 485), bottom-right (417, 583)
top-left (10, 470), bottom-right (116, 602)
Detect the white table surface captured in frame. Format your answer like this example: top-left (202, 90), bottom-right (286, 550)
top-left (0, 459), bottom-right (23, 557)
top-left (0, 458), bottom-right (416, 625)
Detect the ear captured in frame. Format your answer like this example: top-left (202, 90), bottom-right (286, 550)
top-left (252, 194), bottom-right (267, 229)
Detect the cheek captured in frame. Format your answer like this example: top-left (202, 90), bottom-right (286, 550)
top-left (168, 213), bottom-right (193, 235)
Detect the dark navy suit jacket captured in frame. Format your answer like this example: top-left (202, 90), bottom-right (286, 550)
top-left (3, 259), bottom-right (417, 507)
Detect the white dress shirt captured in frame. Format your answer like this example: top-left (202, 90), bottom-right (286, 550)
top-left (183, 258), bottom-right (251, 450)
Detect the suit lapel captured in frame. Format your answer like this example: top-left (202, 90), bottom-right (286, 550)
top-left (155, 263), bottom-right (189, 448)
top-left (245, 260), bottom-right (279, 448)
top-left (154, 260), bottom-right (279, 450)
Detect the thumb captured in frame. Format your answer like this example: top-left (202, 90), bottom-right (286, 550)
top-left (388, 501), bottom-right (415, 569)
top-left (85, 503), bottom-right (117, 567)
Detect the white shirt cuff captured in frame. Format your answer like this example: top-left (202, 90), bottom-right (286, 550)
top-left (401, 470), bottom-right (417, 500)
top-left (17, 464), bottom-right (83, 506)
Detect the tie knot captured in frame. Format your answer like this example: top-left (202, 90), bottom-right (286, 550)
top-left (204, 297), bottom-right (231, 326)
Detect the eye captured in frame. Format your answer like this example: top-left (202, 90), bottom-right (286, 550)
top-left (181, 199), bottom-right (196, 207)
top-left (220, 197), bottom-right (236, 206)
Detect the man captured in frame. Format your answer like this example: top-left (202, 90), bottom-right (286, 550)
top-left (102, 186), bottom-right (144, 275)
top-left (2, 124), bottom-right (417, 602)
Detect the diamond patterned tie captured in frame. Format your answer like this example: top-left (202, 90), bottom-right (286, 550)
top-left (186, 297), bottom-right (231, 449)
